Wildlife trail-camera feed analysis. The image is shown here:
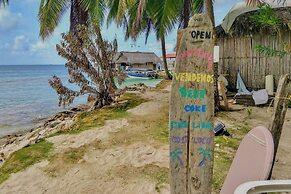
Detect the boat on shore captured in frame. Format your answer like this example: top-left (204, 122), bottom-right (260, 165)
top-left (125, 68), bottom-right (158, 79)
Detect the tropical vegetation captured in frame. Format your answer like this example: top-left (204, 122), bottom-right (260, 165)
top-left (2, 0), bottom-right (287, 106)
top-left (49, 25), bottom-right (124, 109)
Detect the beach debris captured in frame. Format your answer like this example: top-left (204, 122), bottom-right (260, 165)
top-left (0, 104), bottom-right (90, 167)
top-left (125, 83), bottom-right (148, 92)
top-left (213, 122), bottom-right (232, 137)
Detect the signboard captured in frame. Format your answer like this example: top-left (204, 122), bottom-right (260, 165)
top-left (170, 14), bottom-right (215, 194)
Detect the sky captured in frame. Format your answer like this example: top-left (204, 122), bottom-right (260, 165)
top-left (0, 0), bottom-right (242, 65)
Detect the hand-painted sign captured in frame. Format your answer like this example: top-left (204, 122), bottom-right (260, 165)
top-left (174, 73), bottom-right (214, 83)
top-left (170, 14), bottom-right (214, 194)
top-left (170, 121), bottom-right (213, 129)
top-left (190, 31), bottom-right (212, 39)
top-left (179, 88), bottom-right (207, 99)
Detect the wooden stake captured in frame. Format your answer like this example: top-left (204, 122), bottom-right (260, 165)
top-left (219, 81), bottom-right (229, 111)
top-left (269, 74), bottom-right (290, 177)
top-left (170, 14), bottom-right (214, 194)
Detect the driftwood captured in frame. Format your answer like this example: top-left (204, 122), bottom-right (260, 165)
top-left (219, 81), bottom-right (229, 111)
top-left (170, 14), bottom-right (214, 194)
top-left (235, 95), bottom-right (273, 106)
top-left (269, 74), bottom-right (290, 177)
top-left (0, 105), bottom-right (89, 166)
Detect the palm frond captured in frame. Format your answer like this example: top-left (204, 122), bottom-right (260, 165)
top-left (106, 0), bottom-right (120, 26)
top-left (0, 0), bottom-right (8, 7)
top-left (147, 0), bottom-right (182, 39)
top-left (38, 0), bottom-right (69, 39)
top-left (80, 0), bottom-right (106, 26)
top-left (192, 0), bottom-right (204, 14)
top-left (144, 18), bottom-right (153, 44)
top-left (106, 0), bottom-right (134, 27)
top-left (246, 0), bottom-right (286, 6)
top-left (133, 0), bottom-right (147, 30)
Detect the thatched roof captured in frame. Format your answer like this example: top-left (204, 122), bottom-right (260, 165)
top-left (217, 7), bottom-right (291, 37)
top-left (113, 51), bottom-right (162, 64)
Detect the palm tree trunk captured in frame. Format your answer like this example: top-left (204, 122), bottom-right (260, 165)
top-left (161, 34), bottom-right (172, 80)
top-left (205, 0), bottom-right (214, 26)
top-left (70, 0), bottom-right (88, 33)
top-left (183, 0), bottom-right (191, 29)
top-left (205, 0), bottom-right (220, 110)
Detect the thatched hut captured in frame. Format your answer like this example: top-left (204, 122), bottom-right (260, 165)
top-left (217, 6), bottom-right (291, 90)
top-left (113, 51), bottom-right (162, 70)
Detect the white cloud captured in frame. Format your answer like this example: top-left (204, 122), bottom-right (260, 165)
top-left (0, 8), bottom-right (21, 32)
top-left (166, 43), bottom-right (175, 53)
top-left (31, 40), bottom-right (47, 52)
top-left (23, 0), bottom-right (37, 4)
top-left (12, 35), bottom-right (30, 51)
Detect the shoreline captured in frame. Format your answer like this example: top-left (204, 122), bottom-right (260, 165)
top-left (0, 82), bottom-right (153, 164)
top-left (0, 104), bottom-right (89, 146)
top-left (0, 104), bottom-right (91, 164)
top-left (0, 79), bottom-right (291, 193)
top-left (0, 78), bottom-right (163, 140)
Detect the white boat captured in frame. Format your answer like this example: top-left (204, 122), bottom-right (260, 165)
top-left (126, 68), bottom-right (157, 79)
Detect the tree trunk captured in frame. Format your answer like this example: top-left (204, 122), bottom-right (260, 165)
top-left (161, 34), bottom-right (173, 80)
top-left (94, 25), bottom-right (118, 90)
top-left (205, 0), bottom-right (220, 111)
top-left (90, 93), bottom-right (113, 110)
top-left (69, 2), bottom-right (116, 109)
top-left (70, 0), bottom-right (88, 33)
top-left (205, 0), bottom-right (214, 27)
top-left (183, 0), bottom-right (191, 29)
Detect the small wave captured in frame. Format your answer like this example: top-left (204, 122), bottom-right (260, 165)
top-left (0, 76), bottom-right (49, 84)
top-left (0, 123), bottom-right (12, 128)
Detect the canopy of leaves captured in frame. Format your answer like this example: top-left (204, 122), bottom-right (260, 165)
top-left (250, 4), bottom-right (281, 30)
top-left (38, 0), bottom-right (106, 39)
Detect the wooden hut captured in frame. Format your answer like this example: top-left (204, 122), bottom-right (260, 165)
top-left (217, 7), bottom-right (291, 90)
top-left (113, 51), bottom-right (162, 70)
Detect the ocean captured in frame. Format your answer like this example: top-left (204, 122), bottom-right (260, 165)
top-left (0, 65), bottom-right (161, 137)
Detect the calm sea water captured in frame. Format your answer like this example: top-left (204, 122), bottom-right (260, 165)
top-left (0, 65), bottom-right (161, 137)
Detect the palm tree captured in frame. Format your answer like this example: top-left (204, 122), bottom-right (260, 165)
top-left (109, 0), bottom-right (182, 80)
top-left (145, 0), bottom-right (182, 80)
top-left (0, 0), bottom-right (8, 7)
top-left (38, 0), bottom-right (106, 39)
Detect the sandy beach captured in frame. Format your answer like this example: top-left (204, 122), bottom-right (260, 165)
top-left (0, 81), bottom-right (290, 194)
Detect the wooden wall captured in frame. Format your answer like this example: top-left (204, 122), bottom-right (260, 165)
top-left (131, 62), bottom-right (156, 70)
top-left (217, 31), bottom-right (291, 91)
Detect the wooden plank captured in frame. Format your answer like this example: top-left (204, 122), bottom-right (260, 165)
top-left (217, 30), bottom-right (291, 90)
top-left (219, 81), bottom-right (229, 111)
top-left (170, 14), bottom-right (214, 194)
top-left (268, 74), bottom-right (290, 177)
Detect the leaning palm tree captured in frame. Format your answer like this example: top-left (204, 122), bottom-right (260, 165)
top-left (38, 0), bottom-right (106, 39)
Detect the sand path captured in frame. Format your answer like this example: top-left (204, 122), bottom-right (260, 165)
top-left (0, 88), bottom-right (171, 194)
top-left (216, 105), bottom-right (291, 179)
top-left (1, 83), bottom-right (291, 194)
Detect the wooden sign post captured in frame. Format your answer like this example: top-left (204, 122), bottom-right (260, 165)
top-left (170, 14), bottom-right (215, 194)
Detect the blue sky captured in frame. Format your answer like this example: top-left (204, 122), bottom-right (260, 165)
top-left (0, 0), bottom-right (241, 65)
